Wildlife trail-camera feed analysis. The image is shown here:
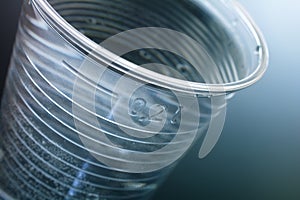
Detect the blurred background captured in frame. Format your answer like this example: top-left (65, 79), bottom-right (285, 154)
top-left (1, 0), bottom-right (299, 200)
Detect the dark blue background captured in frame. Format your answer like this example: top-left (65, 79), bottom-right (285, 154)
top-left (1, 1), bottom-right (299, 200)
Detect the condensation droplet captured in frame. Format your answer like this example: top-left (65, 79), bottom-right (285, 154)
top-left (86, 193), bottom-right (100, 200)
top-left (176, 63), bottom-right (188, 73)
top-left (124, 182), bottom-right (146, 189)
top-left (86, 18), bottom-right (97, 25)
top-left (79, 29), bottom-right (86, 34)
top-left (221, 0), bottom-right (230, 3)
top-left (98, 20), bottom-right (106, 26)
top-left (226, 92), bottom-right (235, 100)
top-left (255, 45), bottom-right (261, 55)
top-left (144, 183), bottom-right (157, 190)
top-left (195, 93), bottom-right (206, 98)
top-left (0, 148), bottom-right (4, 161)
top-left (139, 50), bottom-right (152, 60)
top-left (232, 18), bottom-right (238, 27)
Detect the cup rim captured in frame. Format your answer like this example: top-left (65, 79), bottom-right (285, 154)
top-left (32, 0), bottom-right (269, 95)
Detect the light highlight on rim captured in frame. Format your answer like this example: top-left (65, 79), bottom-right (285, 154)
top-left (32, 0), bottom-right (269, 95)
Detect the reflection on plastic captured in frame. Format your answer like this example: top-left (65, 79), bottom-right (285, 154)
top-left (72, 27), bottom-right (227, 173)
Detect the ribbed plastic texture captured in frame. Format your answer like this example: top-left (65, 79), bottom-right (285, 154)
top-left (0, 0), bottom-right (267, 199)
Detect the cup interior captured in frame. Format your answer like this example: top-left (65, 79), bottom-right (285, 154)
top-left (36, 0), bottom-right (268, 94)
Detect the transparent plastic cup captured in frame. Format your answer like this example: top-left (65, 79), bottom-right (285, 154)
top-left (0, 0), bottom-right (268, 199)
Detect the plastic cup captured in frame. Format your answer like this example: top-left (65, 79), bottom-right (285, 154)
top-left (0, 0), bottom-right (268, 199)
